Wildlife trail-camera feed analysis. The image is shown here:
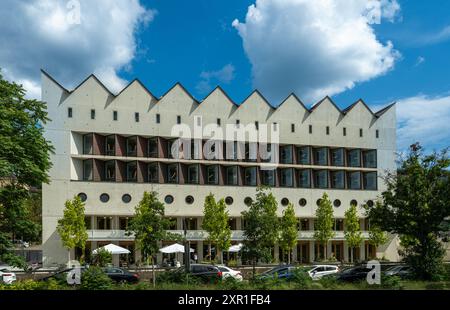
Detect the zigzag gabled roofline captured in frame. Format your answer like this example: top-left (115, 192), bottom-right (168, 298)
top-left (41, 70), bottom-right (395, 118)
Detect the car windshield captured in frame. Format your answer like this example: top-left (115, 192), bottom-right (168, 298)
top-left (386, 266), bottom-right (402, 272)
top-left (218, 267), bottom-right (228, 272)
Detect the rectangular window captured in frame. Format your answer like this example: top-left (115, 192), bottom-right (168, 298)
top-left (326, 126), bottom-right (330, 135)
top-left (156, 114), bottom-right (160, 123)
top-left (331, 170), bottom-right (345, 189)
top-left (68, 107), bottom-right (72, 118)
top-left (314, 170), bottom-right (328, 188)
top-left (359, 128), bottom-right (363, 137)
top-left (187, 164), bottom-right (199, 184)
top-left (309, 125), bottom-right (312, 134)
top-left (343, 127), bottom-right (346, 136)
top-left (225, 166), bottom-right (238, 185)
top-left (83, 159), bottom-right (93, 181)
top-left (331, 148), bottom-right (345, 166)
top-left (217, 118), bottom-right (221, 126)
top-left (347, 171), bottom-right (362, 189)
top-left (84, 216), bottom-right (92, 229)
top-left (280, 145), bottom-right (293, 164)
top-left (226, 141), bottom-right (238, 161)
top-left (261, 169), bottom-right (275, 187)
top-left (206, 165), bottom-right (218, 185)
top-left (105, 135), bottom-right (115, 156)
top-left (362, 150), bottom-right (377, 168)
top-left (126, 161), bottom-right (137, 182)
top-left (104, 160), bottom-right (115, 181)
top-left (363, 172), bottom-right (377, 190)
top-left (236, 119), bottom-right (240, 125)
top-left (96, 217), bottom-right (112, 230)
top-left (300, 219), bottom-right (309, 231)
top-left (376, 129), bottom-right (379, 138)
top-left (280, 168), bottom-right (294, 187)
top-left (297, 146), bottom-right (311, 165)
top-left (147, 163), bottom-right (159, 183)
top-left (135, 112), bottom-right (139, 122)
top-left (113, 110), bottom-right (118, 121)
top-left (83, 134), bottom-right (93, 155)
top-left (334, 219), bottom-right (344, 231)
top-left (167, 164), bottom-right (178, 184)
top-left (244, 167), bottom-right (257, 186)
top-left (245, 143), bottom-right (257, 162)
top-left (177, 115), bottom-right (181, 124)
top-left (126, 136), bottom-right (137, 157)
top-left (255, 121), bottom-right (259, 130)
top-left (298, 169), bottom-right (311, 188)
top-left (90, 109), bottom-right (95, 120)
top-left (347, 149), bottom-right (361, 167)
top-left (273, 122), bottom-right (278, 131)
top-left (119, 217), bottom-right (130, 230)
top-left (313, 147), bottom-right (328, 166)
top-left (291, 124), bottom-right (295, 133)
top-left (147, 138), bottom-right (158, 158)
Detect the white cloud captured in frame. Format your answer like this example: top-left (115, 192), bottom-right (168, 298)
top-left (393, 94), bottom-right (450, 151)
top-left (232, 0), bottom-right (401, 103)
top-left (196, 64), bottom-right (236, 94)
top-left (0, 0), bottom-right (156, 98)
top-left (416, 25), bottom-right (450, 46)
top-left (414, 56), bottom-right (425, 67)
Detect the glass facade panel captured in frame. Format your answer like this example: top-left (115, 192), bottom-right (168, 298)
top-left (126, 162), bottom-right (137, 182)
top-left (206, 165), bottom-right (218, 185)
top-left (280, 168), bottom-right (294, 187)
top-left (313, 147), bottom-right (328, 166)
top-left (105, 135), bottom-right (115, 156)
top-left (96, 217), bottom-right (112, 230)
top-left (331, 148), bottom-right (344, 166)
top-left (104, 160), bottom-right (115, 181)
top-left (261, 169), bottom-right (275, 187)
top-left (148, 138), bottom-right (158, 158)
top-left (83, 159), bottom-right (93, 181)
top-left (363, 172), bottom-right (377, 190)
top-left (280, 145), bottom-right (293, 164)
top-left (83, 134), bottom-right (93, 155)
top-left (347, 171), bottom-right (362, 189)
top-left (244, 167), bottom-right (257, 186)
top-left (226, 166), bottom-right (238, 185)
top-left (331, 170), bottom-right (345, 189)
top-left (314, 170), bottom-right (328, 188)
top-left (187, 164), bottom-right (199, 184)
top-left (363, 150), bottom-right (377, 168)
top-left (148, 163), bottom-right (158, 183)
top-left (298, 169), bottom-right (311, 188)
top-left (347, 149), bottom-right (361, 167)
top-left (167, 164), bottom-right (178, 184)
top-left (126, 136), bottom-right (137, 157)
top-left (297, 146), bottom-right (311, 165)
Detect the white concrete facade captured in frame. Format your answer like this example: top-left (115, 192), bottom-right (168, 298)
top-left (41, 70), bottom-right (398, 266)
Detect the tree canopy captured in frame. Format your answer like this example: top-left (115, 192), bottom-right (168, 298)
top-left (313, 192), bottom-right (335, 260)
top-left (344, 203), bottom-right (363, 263)
top-left (279, 203), bottom-right (297, 264)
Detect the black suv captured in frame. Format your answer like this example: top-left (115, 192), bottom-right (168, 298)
top-left (176, 264), bottom-right (222, 283)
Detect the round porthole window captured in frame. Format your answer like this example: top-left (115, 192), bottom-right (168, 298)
top-left (350, 199), bottom-right (358, 207)
top-left (244, 197), bottom-right (253, 206)
top-left (185, 195), bottom-right (194, 204)
top-left (333, 199), bottom-right (341, 207)
top-left (100, 193), bottom-right (110, 203)
top-left (281, 198), bottom-right (289, 206)
top-left (225, 196), bottom-right (234, 205)
top-left (78, 193), bottom-right (87, 202)
top-left (316, 198), bottom-right (322, 206)
top-left (122, 194), bottom-right (132, 203)
top-left (164, 195), bottom-right (174, 204)
top-left (366, 200), bottom-right (374, 208)
top-left (299, 198), bottom-right (307, 207)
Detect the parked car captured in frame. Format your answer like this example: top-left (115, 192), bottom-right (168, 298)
top-left (336, 266), bottom-right (373, 282)
top-left (217, 266), bottom-right (243, 281)
top-left (307, 265), bottom-right (340, 280)
top-left (257, 265), bottom-right (297, 280)
top-left (103, 267), bottom-right (139, 283)
top-left (384, 265), bottom-right (412, 279)
top-left (0, 268), bottom-right (17, 284)
top-left (174, 264), bottom-right (222, 283)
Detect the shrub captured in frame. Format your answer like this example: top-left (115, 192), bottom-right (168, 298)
top-left (218, 277), bottom-right (245, 290)
top-left (227, 259), bottom-right (238, 267)
top-left (157, 269), bottom-right (201, 285)
top-left (80, 266), bottom-right (112, 290)
top-left (318, 275), bottom-right (338, 289)
top-left (291, 268), bottom-right (312, 289)
top-left (381, 275), bottom-right (403, 290)
top-left (92, 248), bottom-right (112, 267)
top-left (425, 282), bottom-right (447, 290)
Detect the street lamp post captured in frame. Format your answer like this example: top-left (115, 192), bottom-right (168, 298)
top-left (183, 218), bottom-right (190, 273)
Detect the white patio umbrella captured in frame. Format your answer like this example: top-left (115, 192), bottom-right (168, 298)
top-left (92, 243), bottom-right (130, 255)
top-left (159, 243), bottom-right (194, 254)
top-left (227, 243), bottom-right (243, 253)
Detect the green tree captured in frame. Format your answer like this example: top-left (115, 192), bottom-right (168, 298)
top-left (56, 196), bottom-right (88, 263)
top-left (365, 201), bottom-right (388, 259)
top-left (344, 203), bottom-right (363, 263)
top-left (279, 203), bottom-right (297, 264)
top-left (93, 247), bottom-right (112, 267)
top-left (366, 143), bottom-right (450, 280)
top-left (0, 72), bottom-right (53, 266)
top-left (241, 187), bottom-right (279, 278)
top-left (201, 193), bottom-right (231, 264)
top-left (313, 193), bottom-right (335, 260)
top-left (127, 191), bottom-right (178, 287)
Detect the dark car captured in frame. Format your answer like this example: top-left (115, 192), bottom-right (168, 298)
top-left (257, 265), bottom-right (297, 280)
top-left (384, 265), bottom-right (412, 279)
top-left (103, 267), bottom-right (139, 283)
top-left (174, 264), bottom-right (222, 283)
top-left (336, 266), bottom-right (373, 282)
top-left (39, 267), bottom-right (87, 284)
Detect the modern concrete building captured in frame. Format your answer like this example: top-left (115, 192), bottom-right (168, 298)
top-left (41, 70), bottom-right (399, 267)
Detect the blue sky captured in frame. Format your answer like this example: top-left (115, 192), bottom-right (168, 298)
top-left (0, 0), bottom-right (449, 151)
